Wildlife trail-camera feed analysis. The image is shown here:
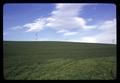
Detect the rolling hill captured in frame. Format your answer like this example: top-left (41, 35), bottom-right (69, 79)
top-left (3, 41), bottom-right (116, 80)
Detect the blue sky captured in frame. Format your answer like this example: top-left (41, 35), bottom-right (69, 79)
top-left (3, 3), bottom-right (116, 44)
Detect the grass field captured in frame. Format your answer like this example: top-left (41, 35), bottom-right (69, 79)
top-left (3, 41), bottom-right (116, 80)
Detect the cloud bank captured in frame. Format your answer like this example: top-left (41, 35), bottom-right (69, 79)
top-left (10, 4), bottom-right (116, 44)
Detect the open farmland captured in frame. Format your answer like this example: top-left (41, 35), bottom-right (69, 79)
top-left (3, 41), bottom-right (116, 80)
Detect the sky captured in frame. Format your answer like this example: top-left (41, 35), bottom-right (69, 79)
top-left (3, 3), bottom-right (116, 44)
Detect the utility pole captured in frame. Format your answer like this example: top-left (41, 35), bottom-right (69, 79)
top-left (35, 32), bottom-right (38, 41)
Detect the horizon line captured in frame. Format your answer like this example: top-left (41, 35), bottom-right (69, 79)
top-left (3, 40), bottom-right (116, 45)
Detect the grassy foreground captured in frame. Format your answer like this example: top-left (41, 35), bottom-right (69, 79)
top-left (3, 41), bottom-right (116, 80)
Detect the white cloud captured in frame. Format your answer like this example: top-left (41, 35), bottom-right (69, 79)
top-left (23, 18), bottom-right (47, 32)
top-left (10, 4), bottom-right (116, 44)
top-left (98, 19), bottom-right (116, 31)
top-left (63, 31), bottom-right (78, 36)
top-left (74, 17), bottom-right (96, 29)
top-left (11, 26), bottom-right (23, 30)
top-left (56, 29), bottom-right (78, 36)
top-left (80, 37), bottom-right (97, 43)
top-left (95, 18), bottom-right (116, 44)
top-left (45, 3), bottom-right (97, 36)
top-left (13, 4), bottom-right (96, 34)
top-left (79, 18), bottom-right (116, 44)
top-left (46, 4), bottom-right (96, 31)
top-left (14, 3), bottom-right (94, 35)
top-left (52, 4), bottom-right (85, 17)
top-left (56, 29), bottom-right (68, 33)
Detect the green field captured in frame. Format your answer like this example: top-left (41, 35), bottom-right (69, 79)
top-left (3, 41), bottom-right (116, 80)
